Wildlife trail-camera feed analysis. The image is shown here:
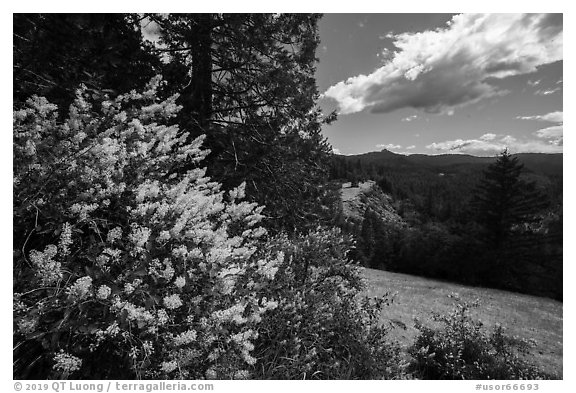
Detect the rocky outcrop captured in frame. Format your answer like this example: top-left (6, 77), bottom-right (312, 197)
top-left (340, 181), bottom-right (404, 226)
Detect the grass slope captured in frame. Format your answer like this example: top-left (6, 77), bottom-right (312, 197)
top-left (362, 268), bottom-right (563, 378)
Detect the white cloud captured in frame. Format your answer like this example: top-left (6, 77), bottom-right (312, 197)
top-left (426, 133), bottom-right (562, 156)
top-left (528, 79), bottom-right (541, 86)
top-left (517, 111), bottom-right (563, 123)
top-left (479, 133), bottom-right (497, 141)
top-left (332, 148), bottom-right (341, 154)
top-left (323, 13), bottom-right (562, 115)
top-left (535, 87), bottom-right (561, 96)
top-left (426, 138), bottom-right (504, 155)
top-left (378, 48), bottom-right (393, 61)
top-left (406, 145), bottom-right (416, 150)
top-left (517, 111), bottom-right (563, 146)
top-left (401, 115), bottom-right (418, 122)
top-left (535, 125), bottom-right (563, 146)
top-left (379, 32), bottom-right (395, 40)
top-left (376, 143), bottom-right (402, 150)
top-left (536, 125), bottom-right (563, 139)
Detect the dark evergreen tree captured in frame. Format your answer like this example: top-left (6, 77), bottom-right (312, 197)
top-left (378, 176), bottom-right (393, 194)
top-left (13, 14), bottom-right (159, 111)
top-left (359, 208), bottom-right (376, 265)
top-left (146, 13), bottom-right (335, 232)
top-left (472, 150), bottom-right (549, 248)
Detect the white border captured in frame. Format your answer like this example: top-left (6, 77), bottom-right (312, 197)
top-left (2, 3), bottom-right (572, 391)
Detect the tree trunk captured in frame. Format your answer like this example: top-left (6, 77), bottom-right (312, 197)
top-left (181, 14), bottom-right (213, 138)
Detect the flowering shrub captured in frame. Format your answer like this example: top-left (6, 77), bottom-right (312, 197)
top-left (251, 228), bottom-right (405, 379)
top-left (408, 294), bottom-right (553, 380)
top-left (14, 79), bottom-right (402, 380)
top-left (13, 78), bottom-right (283, 379)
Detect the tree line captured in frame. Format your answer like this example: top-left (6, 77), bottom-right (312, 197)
top-left (334, 151), bottom-right (562, 300)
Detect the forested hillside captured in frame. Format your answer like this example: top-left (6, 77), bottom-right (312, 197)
top-left (330, 150), bottom-right (562, 300)
top-left (13, 14), bottom-right (561, 381)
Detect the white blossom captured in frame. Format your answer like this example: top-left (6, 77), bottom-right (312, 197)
top-left (66, 276), bottom-right (93, 300)
top-left (163, 294), bottom-right (183, 310)
top-left (96, 285), bottom-right (111, 300)
top-left (233, 370), bottom-right (250, 379)
top-left (174, 276), bottom-right (186, 289)
top-left (111, 299), bottom-right (154, 326)
top-left (29, 245), bottom-right (62, 285)
top-left (129, 225), bottom-right (151, 249)
top-left (156, 309), bottom-right (169, 325)
top-left (70, 202), bottom-right (98, 220)
top-left (124, 283), bottom-right (136, 295)
top-left (160, 360), bottom-right (178, 374)
top-left (53, 351), bottom-right (82, 374)
top-left (173, 329), bottom-right (197, 346)
top-left (13, 77), bottom-right (294, 379)
top-left (106, 227), bottom-right (123, 243)
top-left (205, 368), bottom-right (217, 379)
top-left (58, 223), bottom-right (73, 255)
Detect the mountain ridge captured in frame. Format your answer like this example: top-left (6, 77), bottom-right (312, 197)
top-left (335, 149), bottom-right (562, 176)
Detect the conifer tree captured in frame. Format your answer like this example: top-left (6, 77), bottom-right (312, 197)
top-left (359, 208), bottom-right (377, 265)
top-left (13, 14), bottom-right (159, 111)
top-left (472, 150), bottom-right (549, 248)
top-left (146, 13), bottom-right (335, 232)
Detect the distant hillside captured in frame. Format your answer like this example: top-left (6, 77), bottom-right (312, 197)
top-left (337, 150), bottom-right (563, 177)
top-left (331, 150), bottom-right (562, 301)
top-left (330, 149), bottom-right (562, 224)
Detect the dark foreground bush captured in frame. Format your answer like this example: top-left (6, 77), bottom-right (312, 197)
top-left (252, 228), bottom-right (407, 379)
top-left (408, 294), bottom-right (554, 380)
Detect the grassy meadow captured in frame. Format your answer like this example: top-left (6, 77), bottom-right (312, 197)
top-left (362, 268), bottom-right (563, 378)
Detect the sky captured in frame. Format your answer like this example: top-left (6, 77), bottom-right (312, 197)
top-left (315, 13), bottom-right (563, 156)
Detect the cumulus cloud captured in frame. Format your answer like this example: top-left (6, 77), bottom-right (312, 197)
top-left (517, 110), bottom-right (563, 146)
top-left (517, 111), bottom-right (563, 123)
top-left (535, 125), bottom-right (563, 146)
top-left (376, 143), bottom-right (403, 150)
top-left (426, 138), bottom-right (504, 155)
top-left (401, 115), bottom-right (418, 122)
top-left (479, 133), bottom-right (497, 141)
top-left (536, 125), bottom-right (563, 140)
top-left (406, 145), bottom-right (416, 150)
top-left (332, 148), bottom-right (341, 155)
top-left (323, 13), bottom-right (563, 115)
top-left (426, 133), bottom-right (562, 156)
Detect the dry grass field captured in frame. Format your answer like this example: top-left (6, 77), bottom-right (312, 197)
top-left (362, 267), bottom-right (563, 378)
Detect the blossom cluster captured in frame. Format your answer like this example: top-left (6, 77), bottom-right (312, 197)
top-left (14, 76), bottom-right (395, 381)
top-left (66, 276), bottom-right (93, 300)
top-left (28, 245), bottom-right (62, 286)
top-left (58, 223), bottom-right (73, 255)
top-left (53, 351), bottom-right (82, 375)
top-left (13, 78), bottom-right (289, 379)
